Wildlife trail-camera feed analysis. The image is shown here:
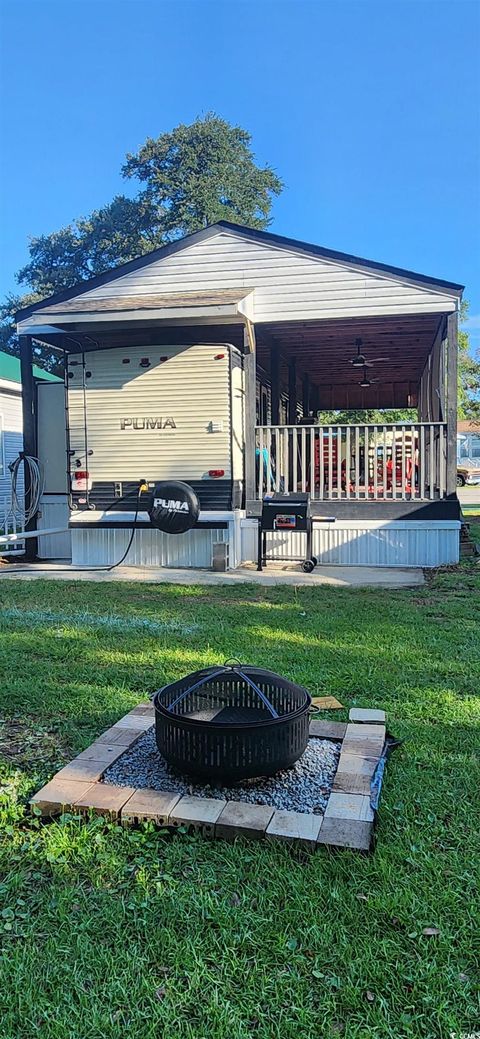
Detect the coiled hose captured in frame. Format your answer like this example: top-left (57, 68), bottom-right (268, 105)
top-left (8, 454), bottom-right (44, 524)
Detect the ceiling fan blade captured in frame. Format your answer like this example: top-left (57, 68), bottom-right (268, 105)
top-left (368, 356), bottom-right (390, 363)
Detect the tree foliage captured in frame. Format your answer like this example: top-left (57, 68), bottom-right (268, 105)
top-left (14, 114), bottom-right (282, 302)
top-left (122, 113), bottom-right (283, 237)
top-left (16, 196), bottom-right (161, 298)
top-left (458, 303), bottom-right (480, 419)
top-left (2, 114), bottom-right (282, 370)
top-left (316, 408), bottom-right (418, 424)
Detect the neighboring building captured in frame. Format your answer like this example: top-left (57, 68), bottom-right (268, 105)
top-left (0, 353), bottom-right (24, 508)
top-left (16, 221), bottom-right (463, 568)
top-left (457, 419), bottom-right (480, 461)
top-left (0, 351), bottom-right (60, 540)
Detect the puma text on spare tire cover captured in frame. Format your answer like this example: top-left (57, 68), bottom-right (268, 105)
top-left (148, 481), bottom-right (200, 534)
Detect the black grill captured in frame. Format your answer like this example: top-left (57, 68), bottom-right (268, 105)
top-left (257, 492), bottom-right (317, 572)
top-left (154, 663), bottom-right (311, 781)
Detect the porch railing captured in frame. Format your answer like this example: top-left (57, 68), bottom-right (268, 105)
top-left (255, 423), bottom-right (448, 501)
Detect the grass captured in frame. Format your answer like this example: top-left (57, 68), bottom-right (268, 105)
top-left (462, 504), bottom-right (480, 545)
top-left (0, 569), bottom-right (479, 1039)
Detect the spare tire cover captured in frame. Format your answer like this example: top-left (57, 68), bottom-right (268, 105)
top-left (148, 481), bottom-right (200, 535)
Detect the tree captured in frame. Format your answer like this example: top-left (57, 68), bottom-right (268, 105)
top-left (1, 114), bottom-right (282, 371)
top-left (16, 195), bottom-right (161, 298)
top-left (12, 114), bottom-right (281, 303)
top-left (122, 113), bottom-right (282, 237)
top-left (458, 302), bottom-right (480, 420)
top-left (317, 409), bottom-right (417, 424)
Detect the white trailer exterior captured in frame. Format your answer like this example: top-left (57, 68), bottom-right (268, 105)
top-left (65, 341), bottom-right (246, 568)
top-left (67, 342), bottom-right (244, 507)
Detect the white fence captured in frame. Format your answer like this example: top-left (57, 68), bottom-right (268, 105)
top-left (255, 422), bottom-right (448, 501)
top-left (0, 497), bottom-right (25, 556)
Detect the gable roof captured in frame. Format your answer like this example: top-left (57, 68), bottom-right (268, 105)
top-left (458, 419), bottom-right (480, 433)
top-left (15, 221), bottom-right (464, 324)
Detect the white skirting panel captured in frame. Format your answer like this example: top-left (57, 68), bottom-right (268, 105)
top-left (71, 526), bottom-right (229, 568)
top-left (240, 519), bottom-right (460, 568)
top-left (37, 495), bottom-right (71, 560)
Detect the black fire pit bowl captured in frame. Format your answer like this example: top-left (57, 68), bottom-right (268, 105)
top-left (154, 663), bottom-right (311, 781)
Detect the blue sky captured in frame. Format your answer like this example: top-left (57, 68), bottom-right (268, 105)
top-left (1, 0), bottom-right (479, 344)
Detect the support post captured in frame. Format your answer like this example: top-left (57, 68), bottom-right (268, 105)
top-left (288, 359), bottom-right (297, 424)
top-left (446, 311), bottom-right (458, 496)
top-left (302, 373), bottom-right (310, 418)
top-left (244, 328), bottom-right (257, 509)
top-left (19, 334), bottom-right (37, 560)
top-left (310, 383), bottom-right (319, 417)
top-left (270, 344), bottom-right (280, 425)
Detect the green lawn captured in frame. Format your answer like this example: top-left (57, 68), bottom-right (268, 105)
top-left (462, 505), bottom-right (480, 546)
top-left (0, 570), bottom-right (479, 1039)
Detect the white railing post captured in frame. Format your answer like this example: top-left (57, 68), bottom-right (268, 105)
top-left (346, 426), bottom-right (351, 499)
top-left (292, 426), bottom-right (297, 492)
top-left (310, 427), bottom-right (316, 499)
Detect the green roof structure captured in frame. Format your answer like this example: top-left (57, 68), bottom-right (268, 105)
top-left (0, 351), bottom-right (60, 384)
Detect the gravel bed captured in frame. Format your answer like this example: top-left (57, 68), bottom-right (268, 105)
top-left (102, 727), bottom-right (340, 814)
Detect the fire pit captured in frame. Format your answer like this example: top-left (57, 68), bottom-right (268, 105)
top-left (153, 663), bottom-right (311, 781)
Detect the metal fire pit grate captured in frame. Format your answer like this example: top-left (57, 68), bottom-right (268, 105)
top-left (154, 663), bottom-right (311, 781)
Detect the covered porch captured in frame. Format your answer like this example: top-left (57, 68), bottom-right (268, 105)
top-left (247, 310), bottom-right (458, 516)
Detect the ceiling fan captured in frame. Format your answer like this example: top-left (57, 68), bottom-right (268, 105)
top-left (358, 365), bottom-right (380, 389)
top-left (349, 337), bottom-right (390, 368)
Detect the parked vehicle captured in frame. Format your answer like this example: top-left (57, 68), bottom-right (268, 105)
top-left (457, 461), bottom-right (480, 487)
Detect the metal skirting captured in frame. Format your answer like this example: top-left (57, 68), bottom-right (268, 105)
top-left (37, 496), bottom-right (72, 559)
top-left (71, 526), bottom-right (229, 568)
top-left (240, 519), bottom-right (460, 568)
top-left (60, 514), bottom-right (460, 570)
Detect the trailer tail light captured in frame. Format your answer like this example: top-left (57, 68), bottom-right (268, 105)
top-left (208, 469), bottom-right (225, 478)
top-left (72, 470), bottom-right (92, 492)
top-left (214, 353), bottom-right (225, 360)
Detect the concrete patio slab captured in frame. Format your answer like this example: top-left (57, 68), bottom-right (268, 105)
top-left (0, 562), bottom-right (424, 589)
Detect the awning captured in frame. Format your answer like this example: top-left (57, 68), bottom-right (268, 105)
top-left (18, 288), bottom-right (255, 331)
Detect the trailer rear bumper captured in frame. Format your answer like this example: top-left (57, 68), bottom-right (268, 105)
top-left (69, 510), bottom-right (235, 529)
